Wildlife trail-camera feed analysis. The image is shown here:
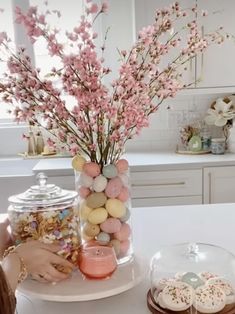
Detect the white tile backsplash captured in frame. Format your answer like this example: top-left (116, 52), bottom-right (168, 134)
top-left (125, 93), bottom-right (229, 153)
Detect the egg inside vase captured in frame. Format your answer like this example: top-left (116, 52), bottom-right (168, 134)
top-left (147, 243), bottom-right (235, 314)
top-left (72, 156), bottom-right (133, 265)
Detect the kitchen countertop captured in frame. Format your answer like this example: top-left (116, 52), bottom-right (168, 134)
top-left (16, 202), bottom-right (235, 314)
top-left (33, 151), bottom-right (235, 176)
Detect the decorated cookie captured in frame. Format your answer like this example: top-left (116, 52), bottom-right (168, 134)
top-left (206, 277), bottom-right (234, 297)
top-left (194, 284), bottom-right (226, 313)
top-left (161, 282), bottom-right (194, 311)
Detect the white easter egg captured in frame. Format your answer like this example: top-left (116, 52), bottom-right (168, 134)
top-left (79, 172), bottom-right (93, 188)
top-left (93, 175), bottom-right (108, 192)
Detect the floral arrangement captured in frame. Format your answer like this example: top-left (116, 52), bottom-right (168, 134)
top-left (205, 97), bottom-right (235, 127)
top-left (0, 1), bottom-right (224, 166)
top-left (205, 96), bottom-right (235, 140)
top-left (179, 124), bottom-right (200, 147)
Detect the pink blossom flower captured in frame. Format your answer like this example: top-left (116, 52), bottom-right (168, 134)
top-left (0, 1), bottom-right (225, 164)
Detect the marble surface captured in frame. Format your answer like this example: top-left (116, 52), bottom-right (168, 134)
top-left (14, 202), bottom-right (235, 314)
top-left (33, 152), bottom-right (235, 176)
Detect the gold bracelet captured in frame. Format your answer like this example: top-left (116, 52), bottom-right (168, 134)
top-left (3, 245), bottom-right (28, 284)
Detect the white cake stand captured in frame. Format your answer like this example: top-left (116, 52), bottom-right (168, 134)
top-left (17, 256), bottom-right (146, 302)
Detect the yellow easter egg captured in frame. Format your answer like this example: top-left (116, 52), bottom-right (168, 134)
top-left (88, 207), bottom-right (108, 225)
top-left (80, 203), bottom-right (93, 221)
top-left (106, 199), bottom-right (126, 218)
top-left (83, 222), bottom-right (100, 237)
top-left (72, 155), bottom-right (86, 171)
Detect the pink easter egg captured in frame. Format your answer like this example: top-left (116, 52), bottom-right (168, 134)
top-left (79, 186), bottom-right (91, 198)
top-left (117, 187), bottom-right (129, 202)
top-left (105, 177), bottom-right (123, 198)
top-left (100, 218), bottom-right (122, 234)
top-left (113, 223), bottom-right (131, 241)
top-left (83, 162), bottom-right (100, 178)
top-left (120, 239), bottom-right (130, 255)
top-left (116, 159), bottom-right (129, 174)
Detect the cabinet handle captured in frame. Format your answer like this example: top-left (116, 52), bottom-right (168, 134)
top-left (208, 172), bottom-right (212, 204)
top-left (132, 182), bottom-right (186, 187)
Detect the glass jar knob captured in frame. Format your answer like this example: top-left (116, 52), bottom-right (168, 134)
top-left (36, 172), bottom-right (48, 191)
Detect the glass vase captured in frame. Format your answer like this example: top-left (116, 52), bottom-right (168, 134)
top-left (74, 159), bottom-right (133, 265)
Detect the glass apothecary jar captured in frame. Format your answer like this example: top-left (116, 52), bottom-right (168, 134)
top-left (8, 173), bottom-right (80, 265)
top-left (147, 242), bottom-right (235, 314)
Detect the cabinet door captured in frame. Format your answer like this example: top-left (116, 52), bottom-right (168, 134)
top-left (204, 166), bottom-right (235, 204)
top-left (196, 0), bottom-right (235, 89)
top-left (134, 0), bottom-right (196, 86)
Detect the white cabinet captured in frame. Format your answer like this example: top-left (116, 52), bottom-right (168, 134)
top-left (134, 0), bottom-right (235, 91)
top-left (204, 166), bottom-right (235, 204)
top-left (196, 0), bottom-right (235, 89)
top-left (131, 169), bottom-right (202, 207)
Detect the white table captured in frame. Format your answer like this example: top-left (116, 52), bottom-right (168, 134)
top-left (15, 203), bottom-right (235, 314)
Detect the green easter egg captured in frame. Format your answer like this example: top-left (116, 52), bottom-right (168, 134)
top-left (188, 135), bottom-right (202, 152)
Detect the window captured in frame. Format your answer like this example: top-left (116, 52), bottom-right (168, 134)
top-left (0, 1), bottom-right (15, 121)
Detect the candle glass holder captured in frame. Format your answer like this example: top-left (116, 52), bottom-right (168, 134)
top-left (79, 245), bottom-right (117, 279)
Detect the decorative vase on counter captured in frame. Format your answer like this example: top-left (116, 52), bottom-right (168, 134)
top-left (72, 156), bottom-right (133, 265)
top-left (228, 120), bottom-right (235, 153)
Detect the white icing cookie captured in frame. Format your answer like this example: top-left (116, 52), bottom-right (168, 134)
top-left (154, 291), bottom-right (167, 309)
top-left (206, 277), bottom-right (234, 296)
top-left (194, 284), bottom-right (226, 313)
top-left (161, 282), bottom-right (194, 311)
top-left (198, 271), bottom-right (218, 282)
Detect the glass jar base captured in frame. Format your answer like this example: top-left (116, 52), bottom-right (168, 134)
top-left (117, 253), bottom-right (134, 265)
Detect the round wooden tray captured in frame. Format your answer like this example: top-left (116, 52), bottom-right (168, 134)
top-left (147, 289), bottom-right (163, 314)
top-left (176, 149), bottom-right (211, 155)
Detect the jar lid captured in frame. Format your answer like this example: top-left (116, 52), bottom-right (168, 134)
top-left (8, 172), bottom-right (77, 207)
top-left (211, 138), bottom-right (225, 143)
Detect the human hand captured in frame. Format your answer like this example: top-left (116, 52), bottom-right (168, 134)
top-left (0, 217), bottom-right (13, 259)
top-left (15, 241), bottom-right (75, 283)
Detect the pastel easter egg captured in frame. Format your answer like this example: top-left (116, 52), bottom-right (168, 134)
top-left (79, 186), bottom-right (91, 198)
top-left (120, 239), bottom-right (130, 255)
top-left (120, 208), bottom-right (131, 222)
top-left (93, 175), bottom-right (107, 192)
top-left (79, 172), bottom-right (93, 188)
top-left (117, 187), bottom-right (129, 202)
top-left (116, 159), bottom-right (129, 173)
top-left (100, 218), bottom-right (122, 234)
top-left (86, 192), bottom-right (107, 208)
top-left (106, 199), bottom-right (126, 218)
top-left (113, 223), bottom-right (131, 241)
top-left (82, 231), bottom-right (94, 242)
top-left (72, 155), bottom-right (86, 171)
top-left (118, 173), bottom-right (129, 187)
top-left (105, 177), bottom-right (123, 198)
top-left (96, 232), bottom-right (110, 245)
top-left (88, 207), bottom-right (108, 225)
top-left (102, 164), bottom-right (118, 179)
top-left (110, 239), bottom-right (121, 256)
top-left (80, 202), bottom-right (93, 221)
top-left (83, 162), bottom-right (100, 178)
top-left (83, 222), bottom-right (100, 237)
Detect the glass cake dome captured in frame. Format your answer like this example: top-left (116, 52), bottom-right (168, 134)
top-left (147, 242), bottom-right (235, 314)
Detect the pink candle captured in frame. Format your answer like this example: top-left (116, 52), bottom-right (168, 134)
top-left (79, 246), bottom-right (117, 279)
